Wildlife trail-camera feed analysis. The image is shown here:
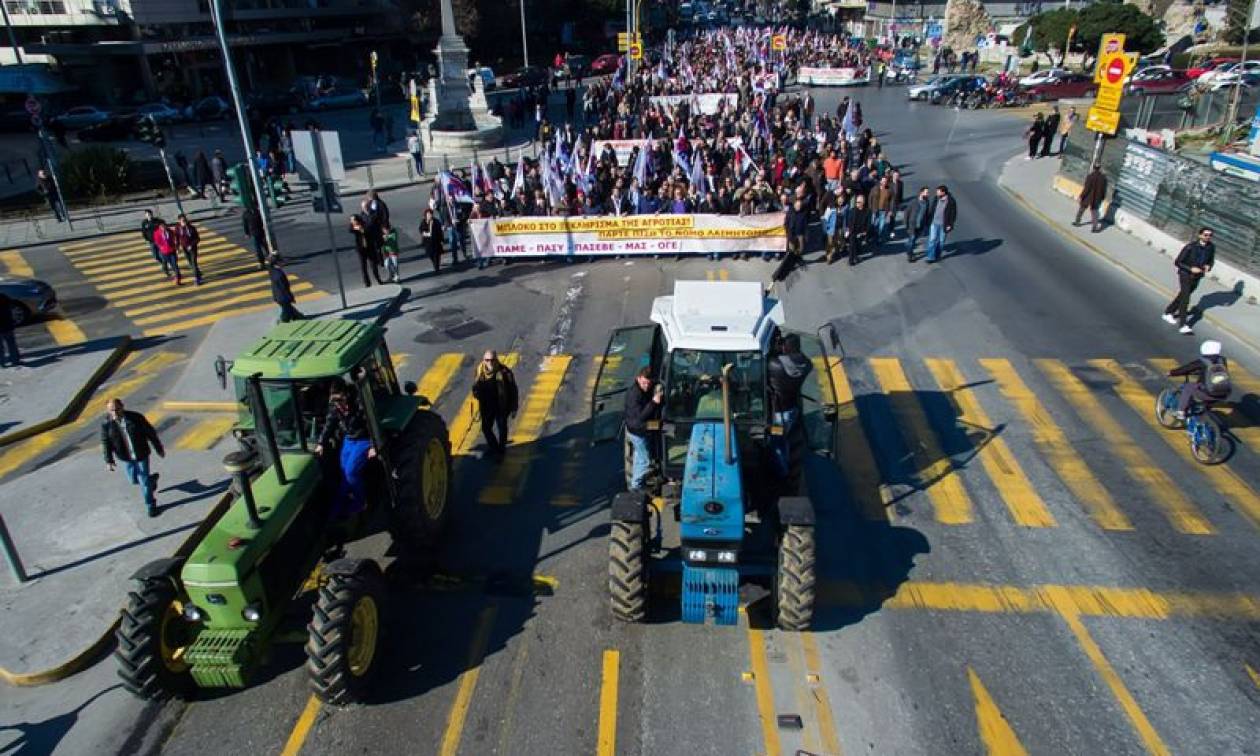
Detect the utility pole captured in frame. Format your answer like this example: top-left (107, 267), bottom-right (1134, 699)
top-left (1222, 0), bottom-right (1256, 146)
top-left (1, 0), bottom-right (22, 64)
top-left (209, 0), bottom-right (276, 257)
top-left (519, 0), bottom-right (529, 68)
top-left (626, 0), bottom-right (633, 76)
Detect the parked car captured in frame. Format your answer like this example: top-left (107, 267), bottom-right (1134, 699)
top-left (1025, 72), bottom-right (1097, 101)
top-left (50, 105), bottom-right (111, 131)
top-left (1207, 71), bottom-right (1260, 91)
top-left (464, 67), bottom-right (496, 92)
top-left (501, 65), bottom-right (548, 89)
top-left (307, 87), bottom-right (368, 110)
top-left (184, 96), bottom-right (233, 121)
top-left (136, 102), bottom-right (185, 124)
top-left (1126, 69), bottom-right (1190, 95)
top-left (1208, 61), bottom-right (1260, 86)
top-left (590, 53), bottom-right (622, 76)
top-left (930, 75), bottom-right (988, 103)
top-left (907, 74), bottom-right (962, 100)
top-left (557, 54), bottom-right (590, 81)
top-left (246, 88), bottom-right (305, 117)
top-left (0, 276), bottom-right (57, 327)
top-left (75, 113), bottom-right (141, 142)
top-left (1187, 57), bottom-right (1237, 79)
top-left (1018, 68), bottom-right (1067, 88)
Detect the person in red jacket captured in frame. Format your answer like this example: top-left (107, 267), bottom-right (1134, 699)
top-left (174, 214), bottom-right (203, 285)
top-left (153, 220), bottom-right (182, 284)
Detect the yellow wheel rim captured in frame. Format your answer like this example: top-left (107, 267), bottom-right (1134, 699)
top-left (160, 599), bottom-right (191, 674)
top-left (348, 596), bottom-right (379, 677)
top-left (422, 437), bottom-right (448, 521)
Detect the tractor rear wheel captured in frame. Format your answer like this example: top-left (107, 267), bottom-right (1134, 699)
top-left (609, 520), bottom-right (647, 622)
top-left (775, 525), bottom-right (816, 631)
top-left (389, 410), bottom-right (453, 549)
top-left (306, 561), bottom-right (386, 705)
top-left (115, 579), bottom-right (197, 700)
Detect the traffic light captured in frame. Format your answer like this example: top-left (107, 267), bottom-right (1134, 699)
top-left (226, 163), bottom-right (254, 207)
top-left (136, 115), bottom-right (157, 145)
top-left (265, 175), bottom-right (288, 208)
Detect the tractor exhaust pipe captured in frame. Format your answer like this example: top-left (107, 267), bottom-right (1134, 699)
top-left (223, 448), bottom-right (263, 529)
top-left (246, 373), bottom-right (287, 486)
top-left (721, 363), bottom-right (734, 466)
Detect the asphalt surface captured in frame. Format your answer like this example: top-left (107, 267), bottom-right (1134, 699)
top-left (3, 82), bottom-right (1260, 756)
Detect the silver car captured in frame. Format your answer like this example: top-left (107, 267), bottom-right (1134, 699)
top-left (907, 74), bottom-right (962, 101)
top-left (1, 276), bottom-right (58, 326)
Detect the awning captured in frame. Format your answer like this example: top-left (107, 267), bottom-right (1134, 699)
top-left (0, 64), bottom-right (75, 94)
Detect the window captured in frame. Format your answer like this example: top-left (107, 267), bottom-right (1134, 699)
top-left (665, 349), bottom-right (765, 422)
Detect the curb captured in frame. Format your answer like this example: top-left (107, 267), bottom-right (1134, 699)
top-left (997, 177), bottom-right (1260, 359)
top-left (0, 487), bottom-right (235, 687)
top-left (0, 334), bottom-right (132, 448)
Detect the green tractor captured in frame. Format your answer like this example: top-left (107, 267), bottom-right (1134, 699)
top-left (114, 317), bottom-right (454, 704)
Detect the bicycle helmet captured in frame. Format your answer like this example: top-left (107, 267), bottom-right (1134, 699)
top-left (1200, 340), bottom-right (1222, 357)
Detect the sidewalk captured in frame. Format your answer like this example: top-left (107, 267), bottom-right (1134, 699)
top-left (0, 336), bottom-right (129, 446)
top-left (998, 153), bottom-right (1260, 355)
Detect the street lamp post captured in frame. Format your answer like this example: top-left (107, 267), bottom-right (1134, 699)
top-left (209, 0), bottom-right (276, 258)
top-left (519, 0), bottom-right (529, 68)
top-left (1222, 0), bottom-right (1256, 146)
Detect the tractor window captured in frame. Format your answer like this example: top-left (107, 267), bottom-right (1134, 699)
top-left (356, 352), bottom-right (394, 408)
top-left (665, 350), bottom-right (765, 422)
top-left (260, 382), bottom-right (303, 450)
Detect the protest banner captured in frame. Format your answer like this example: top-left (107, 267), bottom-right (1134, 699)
top-left (471, 213), bottom-right (787, 259)
top-left (797, 66), bottom-right (870, 86)
top-left (648, 93), bottom-right (740, 114)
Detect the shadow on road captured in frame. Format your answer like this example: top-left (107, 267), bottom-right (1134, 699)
top-left (0, 685), bottom-right (120, 756)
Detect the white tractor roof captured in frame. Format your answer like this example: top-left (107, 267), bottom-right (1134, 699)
top-left (650, 280), bottom-right (783, 352)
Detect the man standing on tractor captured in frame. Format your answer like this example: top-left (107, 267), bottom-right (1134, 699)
top-left (314, 382), bottom-right (377, 516)
top-left (624, 366), bottom-right (662, 491)
top-left (472, 350), bottom-right (519, 456)
top-left (767, 334), bottom-right (813, 477)
top-left (102, 398), bottom-right (166, 517)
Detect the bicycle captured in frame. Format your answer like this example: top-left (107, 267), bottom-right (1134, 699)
top-left (1154, 378), bottom-right (1232, 465)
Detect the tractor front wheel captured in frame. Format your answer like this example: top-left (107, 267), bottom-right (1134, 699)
top-left (775, 525), bottom-right (816, 631)
top-left (389, 410), bottom-right (454, 549)
top-left (306, 561), bottom-right (387, 705)
top-left (609, 520), bottom-right (647, 622)
top-left (114, 579), bottom-right (197, 700)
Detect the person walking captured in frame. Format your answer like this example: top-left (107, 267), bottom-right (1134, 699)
top-left (35, 169), bottom-right (64, 222)
top-left (242, 206), bottom-right (269, 269)
top-left (1025, 113), bottom-right (1045, 160)
top-left (785, 197), bottom-right (809, 261)
top-left (1041, 106), bottom-right (1061, 158)
top-left (211, 149), bottom-right (228, 197)
top-left (101, 398), bottom-right (165, 517)
top-left (924, 184), bottom-right (957, 263)
top-left (1162, 227), bottom-right (1215, 334)
top-left (472, 350), bottom-right (519, 456)
top-left (843, 193), bottom-right (872, 266)
top-left (174, 214), bottom-right (203, 285)
top-left (268, 255), bottom-right (303, 322)
top-left (1074, 165), bottom-right (1108, 232)
top-left (140, 209), bottom-right (165, 267)
top-left (624, 366), bottom-right (662, 491)
top-left (349, 214), bottom-right (384, 287)
top-left (0, 290), bottom-right (20, 367)
top-left (867, 175), bottom-right (896, 245)
top-left (153, 219), bottom-right (182, 284)
top-left (1058, 106), bottom-right (1077, 156)
top-left (903, 186), bottom-right (932, 262)
top-left (381, 222), bottom-right (401, 283)
top-left (420, 208), bottom-right (444, 273)
top-left (192, 150), bottom-right (217, 200)
top-left (407, 130), bottom-right (425, 175)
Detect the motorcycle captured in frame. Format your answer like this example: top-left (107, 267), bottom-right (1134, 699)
top-left (1154, 379), bottom-right (1232, 465)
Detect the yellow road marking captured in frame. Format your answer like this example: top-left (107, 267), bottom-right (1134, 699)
top-left (745, 622), bottom-right (782, 756)
top-left (1148, 358), bottom-right (1260, 452)
top-left (784, 634), bottom-right (818, 753)
top-left (553, 356), bottom-right (604, 507)
top-left (449, 353), bottom-right (519, 456)
top-left (111, 272), bottom-right (268, 309)
top-left (596, 649), bottom-right (620, 756)
top-left (0, 250), bottom-right (33, 276)
top-left (95, 262), bottom-right (262, 296)
top-left (705, 269), bottom-right (715, 281)
top-left (439, 605), bottom-right (498, 756)
top-left (1037, 360), bottom-right (1213, 535)
top-left (73, 240), bottom-right (239, 275)
top-left (279, 695), bottom-right (321, 756)
top-left (480, 354), bottom-right (572, 505)
top-left (133, 282), bottom-right (314, 326)
top-left (816, 356), bottom-right (888, 521)
top-left (719, 268), bottom-right (730, 281)
top-left (981, 359), bottom-right (1131, 530)
top-left (1246, 663), bottom-right (1260, 690)
top-left (1091, 359), bottom-right (1260, 531)
top-left (869, 357), bottom-right (973, 524)
top-left (63, 233), bottom-right (235, 261)
top-left (414, 353), bottom-right (466, 407)
top-left (1231, 364), bottom-right (1260, 405)
top-left (122, 278), bottom-right (276, 317)
top-left (175, 414), bottom-right (236, 451)
top-left (77, 248), bottom-right (246, 284)
top-left (142, 292), bottom-right (326, 337)
top-left (60, 234), bottom-right (132, 252)
top-left (801, 633), bottom-right (843, 756)
top-left (818, 579), bottom-right (1260, 621)
top-left (162, 400), bottom-right (238, 412)
top-left (44, 316), bottom-right (86, 346)
top-left (1048, 596), bottom-right (1170, 756)
top-left (67, 237), bottom-right (236, 267)
top-left (925, 359), bottom-right (1055, 528)
top-left (968, 666), bottom-right (1028, 756)
top-left (127, 349), bottom-right (187, 375)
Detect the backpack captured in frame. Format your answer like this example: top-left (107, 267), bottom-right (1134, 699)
top-left (1202, 357), bottom-right (1231, 398)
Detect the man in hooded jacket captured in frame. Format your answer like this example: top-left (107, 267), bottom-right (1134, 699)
top-left (767, 333), bottom-right (814, 478)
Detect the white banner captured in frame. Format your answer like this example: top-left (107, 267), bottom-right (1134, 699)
top-left (752, 72), bottom-right (780, 91)
top-left (797, 66), bottom-right (870, 86)
top-left (471, 213), bottom-right (787, 258)
top-left (649, 93), bottom-right (740, 114)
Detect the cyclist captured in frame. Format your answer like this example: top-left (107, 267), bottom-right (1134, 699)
top-left (1167, 340), bottom-right (1231, 419)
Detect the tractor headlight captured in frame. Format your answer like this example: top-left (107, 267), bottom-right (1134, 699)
top-left (716, 550), bottom-right (737, 563)
top-left (241, 603), bottom-right (262, 622)
top-left (182, 605), bottom-right (205, 622)
top-left (687, 549), bottom-right (708, 562)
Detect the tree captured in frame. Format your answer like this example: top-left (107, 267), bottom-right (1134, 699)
top-left (1076, 0), bottom-right (1165, 54)
top-left (1224, 0), bottom-right (1260, 45)
top-left (1014, 8), bottom-right (1082, 53)
top-left (943, 0), bottom-right (993, 51)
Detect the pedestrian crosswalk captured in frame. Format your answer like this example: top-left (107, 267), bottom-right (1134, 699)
top-left (59, 230), bottom-right (327, 337)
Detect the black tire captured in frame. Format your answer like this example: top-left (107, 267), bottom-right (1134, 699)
top-left (306, 561), bottom-right (386, 705)
top-left (1154, 388), bottom-right (1183, 429)
top-left (775, 525), bottom-right (816, 632)
top-left (623, 431), bottom-right (635, 491)
top-left (389, 410), bottom-right (453, 549)
top-left (115, 578), bottom-right (197, 700)
top-left (609, 520), bottom-right (647, 622)
top-left (8, 302), bottom-right (30, 327)
top-left (1192, 414), bottom-right (1232, 465)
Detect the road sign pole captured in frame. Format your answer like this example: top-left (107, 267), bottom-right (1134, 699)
top-left (158, 145), bottom-right (186, 217)
top-left (37, 129), bottom-right (72, 230)
top-left (1088, 131), bottom-right (1105, 171)
top-left (312, 133), bottom-right (347, 310)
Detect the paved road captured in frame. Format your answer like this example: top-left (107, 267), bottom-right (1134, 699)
top-left (4, 83), bottom-right (1260, 755)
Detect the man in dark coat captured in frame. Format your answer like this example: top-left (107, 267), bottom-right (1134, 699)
top-left (767, 333), bottom-right (813, 477)
top-left (101, 398), bottom-right (165, 517)
top-left (924, 184), bottom-right (957, 263)
top-left (268, 255), bottom-right (303, 322)
top-left (624, 366), bottom-right (662, 491)
top-left (472, 350), bottom-right (519, 455)
top-left (0, 291), bottom-right (19, 367)
top-left (1075, 165), bottom-right (1107, 232)
top-left (1162, 227), bottom-right (1216, 334)
top-left (242, 206), bottom-right (268, 268)
top-left (1041, 107), bottom-right (1062, 157)
top-left (903, 186), bottom-right (932, 262)
top-left (843, 193), bottom-right (872, 266)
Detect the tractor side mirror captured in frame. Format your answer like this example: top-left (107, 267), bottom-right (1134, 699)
top-left (214, 355), bottom-right (233, 391)
top-left (818, 322), bottom-right (845, 361)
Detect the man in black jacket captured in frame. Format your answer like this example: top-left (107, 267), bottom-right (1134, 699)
top-left (268, 255), bottom-right (303, 322)
top-left (1162, 227), bottom-right (1216, 334)
top-left (0, 291), bottom-right (19, 367)
top-left (101, 398), bottom-right (165, 516)
top-left (768, 334), bottom-right (813, 477)
top-left (472, 351), bottom-right (519, 455)
top-left (624, 367), bottom-right (662, 491)
top-left (140, 209), bottom-right (165, 267)
top-left (924, 185), bottom-right (957, 263)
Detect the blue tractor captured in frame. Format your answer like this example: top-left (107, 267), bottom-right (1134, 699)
top-left (590, 281), bottom-right (842, 629)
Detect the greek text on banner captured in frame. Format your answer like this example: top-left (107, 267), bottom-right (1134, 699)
top-left (471, 213), bottom-right (787, 258)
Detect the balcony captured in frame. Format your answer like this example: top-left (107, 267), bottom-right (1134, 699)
top-left (1, 0), bottom-right (122, 25)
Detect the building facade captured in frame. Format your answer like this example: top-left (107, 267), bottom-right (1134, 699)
top-left (861, 1), bottom-right (1087, 45)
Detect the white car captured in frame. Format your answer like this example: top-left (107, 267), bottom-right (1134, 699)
top-left (1206, 60), bottom-right (1260, 85)
top-left (1018, 68), bottom-right (1067, 88)
top-left (137, 102), bottom-right (184, 124)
